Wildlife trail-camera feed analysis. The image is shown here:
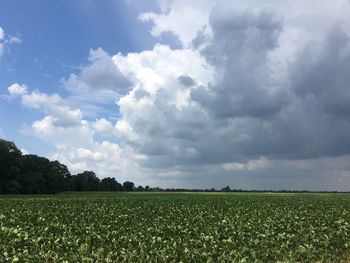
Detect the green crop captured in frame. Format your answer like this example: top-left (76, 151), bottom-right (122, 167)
top-left (0, 192), bottom-right (350, 262)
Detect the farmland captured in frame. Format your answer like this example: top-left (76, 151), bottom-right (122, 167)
top-left (0, 192), bottom-right (350, 262)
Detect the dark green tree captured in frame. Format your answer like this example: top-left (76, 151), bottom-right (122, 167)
top-left (221, 186), bottom-right (231, 192)
top-left (72, 171), bottom-right (100, 191)
top-left (136, 185), bottom-right (144, 191)
top-left (0, 139), bottom-right (22, 193)
top-left (99, 177), bottom-right (122, 191)
top-left (122, 181), bottom-right (135, 191)
top-left (0, 139), bottom-right (137, 194)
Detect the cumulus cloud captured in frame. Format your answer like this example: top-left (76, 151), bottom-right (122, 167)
top-left (7, 83), bottom-right (83, 128)
top-left (32, 115), bottom-right (144, 183)
top-left (7, 84), bottom-right (145, 183)
top-left (110, 0), bottom-right (350, 189)
top-left (93, 118), bottom-right (115, 136)
top-left (139, 0), bottom-right (215, 45)
top-left (21, 91), bottom-right (83, 128)
top-left (111, 9), bottom-right (290, 169)
top-left (112, 44), bottom-right (213, 164)
top-left (290, 27), bottom-right (350, 117)
top-left (64, 48), bottom-right (132, 94)
top-left (191, 9), bottom-right (286, 119)
top-left (8, 83), bottom-right (28, 97)
top-left (62, 48), bottom-right (133, 117)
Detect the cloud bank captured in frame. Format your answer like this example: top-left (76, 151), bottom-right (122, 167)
top-left (8, 0), bottom-right (350, 190)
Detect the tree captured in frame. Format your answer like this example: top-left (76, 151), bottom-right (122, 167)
top-left (221, 186), bottom-right (231, 192)
top-left (0, 138), bottom-right (142, 194)
top-left (0, 139), bottom-right (74, 194)
top-left (0, 139), bottom-right (22, 157)
top-left (72, 171), bottom-right (100, 191)
top-left (100, 177), bottom-right (122, 191)
top-left (136, 185), bottom-right (144, 191)
top-left (0, 139), bottom-right (22, 193)
top-left (123, 181), bottom-right (135, 191)
top-left (20, 154), bottom-right (50, 194)
top-left (46, 161), bottom-right (71, 193)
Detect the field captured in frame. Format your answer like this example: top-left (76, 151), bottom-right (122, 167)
top-left (1, 192), bottom-right (350, 262)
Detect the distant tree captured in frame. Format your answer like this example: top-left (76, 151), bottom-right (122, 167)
top-left (122, 181), bottom-right (135, 191)
top-left (46, 161), bottom-right (71, 193)
top-left (72, 171), bottom-right (100, 191)
top-left (100, 177), bottom-right (122, 191)
top-left (0, 139), bottom-right (74, 194)
top-left (221, 186), bottom-right (231, 192)
top-left (145, 185), bottom-right (150, 191)
top-left (20, 154), bottom-right (51, 194)
top-left (0, 139), bottom-right (22, 194)
top-left (152, 187), bottom-right (162, 192)
top-left (210, 187), bottom-right (216, 192)
top-left (136, 185), bottom-right (144, 191)
top-left (0, 139), bottom-right (138, 194)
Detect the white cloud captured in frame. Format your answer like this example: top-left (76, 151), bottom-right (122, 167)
top-left (112, 44), bottom-right (213, 156)
top-left (65, 48), bottom-right (131, 93)
top-left (75, 147), bottom-right (105, 162)
top-left (9, 36), bottom-right (21, 44)
top-left (62, 48), bottom-right (133, 117)
top-left (0, 27), bottom-right (4, 40)
top-left (140, 0), bottom-right (215, 46)
top-left (8, 83), bottom-right (28, 96)
top-left (0, 26), bottom-right (21, 57)
top-left (224, 158), bottom-right (268, 171)
top-left (8, 84), bottom-right (148, 184)
top-left (141, 0), bottom-right (350, 52)
top-left (21, 90), bottom-right (83, 128)
top-left (93, 118), bottom-right (115, 136)
top-left (27, 105), bottom-right (143, 182)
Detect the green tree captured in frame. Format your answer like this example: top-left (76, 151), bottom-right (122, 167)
top-left (72, 171), bottom-right (100, 191)
top-left (221, 186), bottom-right (231, 192)
top-left (122, 181), bottom-right (135, 191)
top-left (0, 139), bottom-right (22, 193)
top-left (100, 177), bottom-right (122, 191)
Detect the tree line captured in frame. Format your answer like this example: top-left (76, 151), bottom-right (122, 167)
top-left (0, 139), bottom-right (140, 194)
top-left (2, 139), bottom-right (344, 194)
top-left (0, 139), bottom-right (240, 194)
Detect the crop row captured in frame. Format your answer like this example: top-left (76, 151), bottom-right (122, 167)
top-left (0, 193), bottom-right (350, 262)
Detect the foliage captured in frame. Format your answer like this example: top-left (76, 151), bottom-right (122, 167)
top-left (0, 139), bottom-right (132, 194)
top-left (100, 177), bottom-right (123, 191)
top-left (0, 139), bottom-right (71, 194)
top-left (122, 181), bottom-right (135, 191)
top-left (0, 192), bottom-right (350, 262)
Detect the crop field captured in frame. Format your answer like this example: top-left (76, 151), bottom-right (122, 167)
top-left (1, 192), bottom-right (350, 262)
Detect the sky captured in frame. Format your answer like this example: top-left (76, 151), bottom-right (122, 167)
top-left (1, 0), bottom-right (350, 191)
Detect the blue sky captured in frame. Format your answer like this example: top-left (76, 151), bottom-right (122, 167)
top-left (2, 0), bottom-right (350, 190)
top-left (0, 0), bottom-right (159, 151)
